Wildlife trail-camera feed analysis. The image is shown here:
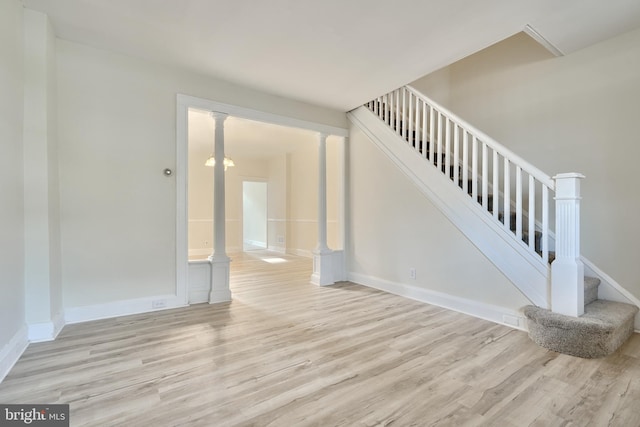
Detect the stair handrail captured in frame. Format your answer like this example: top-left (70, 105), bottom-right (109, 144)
top-left (365, 85), bottom-right (586, 315)
top-left (405, 85), bottom-right (554, 190)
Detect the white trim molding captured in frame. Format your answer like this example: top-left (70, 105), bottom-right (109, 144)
top-left (176, 93), bottom-right (348, 309)
top-left (0, 325), bottom-right (29, 383)
top-left (287, 248), bottom-right (313, 258)
top-left (349, 272), bottom-right (528, 332)
top-left (65, 295), bottom-right (188, 324)
top-left (177, 94), bottom-right (348, 137)
top-left (267, 245), bottom-right (286, 254)
top-left (523, 24), bottom-right (565, 57)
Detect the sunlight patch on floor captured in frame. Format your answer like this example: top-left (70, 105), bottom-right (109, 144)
top-left (260, 257), bottom-right (288, 264)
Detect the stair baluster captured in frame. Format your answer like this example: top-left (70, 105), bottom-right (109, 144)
top-left (364, 85), bottom-right (586, 317)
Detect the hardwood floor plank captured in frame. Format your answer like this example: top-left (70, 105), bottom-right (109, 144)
top-left (1, 251), bottom-right (639, 426)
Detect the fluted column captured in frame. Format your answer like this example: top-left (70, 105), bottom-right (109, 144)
top-left (311, 133), bottom-right (334, 286)
top-left (209, 112), bottom-right (231, 303)
top-left (551, 173), bottom-right (585, 317)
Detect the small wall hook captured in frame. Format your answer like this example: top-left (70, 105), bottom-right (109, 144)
top-left (163, 168), bottom-right (173, 176)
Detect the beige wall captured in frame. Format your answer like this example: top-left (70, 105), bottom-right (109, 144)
top-left (0, 0), bottom-right (26, 346)
top-left (57, 39), bottom-right (346, 308)
top-left (187, 113), bottom-right (343, 257)
top-left (287, 142), bottom-right (319, 254)
top-left (268, 155), bottom-right (287, 250)
top-left (348, 125), bottom-right (530, 309)
top-left (410, 66), bottom-right (451, 107)
top-left (411, 28), bottom-right (640, 299)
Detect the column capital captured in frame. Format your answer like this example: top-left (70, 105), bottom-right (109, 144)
top-left (317, 132), bottom-right (328, 141)
top-left (210, 111), bottom-right (229, 121)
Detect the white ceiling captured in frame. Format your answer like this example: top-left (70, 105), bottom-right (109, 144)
top-left (23, 0), bottom-right (640, 111)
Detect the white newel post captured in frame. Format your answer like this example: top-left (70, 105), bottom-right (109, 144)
top-left (551, 173), bottom-right (585, 317)
top-left (311, 133), bottom-right (334, 286)
top-left (209, 112), bottom-right (232, 303)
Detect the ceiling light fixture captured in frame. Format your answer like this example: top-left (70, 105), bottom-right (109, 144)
top-left (205, 155), bottom-right (235, 171)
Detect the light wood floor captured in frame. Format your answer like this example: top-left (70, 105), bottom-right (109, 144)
top-left (2, 252), bottom-right (640, 426)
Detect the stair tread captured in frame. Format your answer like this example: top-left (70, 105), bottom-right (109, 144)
top-left (524, 300), bottom-right (638, 330)
top-left (524, 300), bottom-right (638, 358)
top-left (584, 276), bottom-right (601, 291)
top-left (584, 276), bottom-right (600, 305)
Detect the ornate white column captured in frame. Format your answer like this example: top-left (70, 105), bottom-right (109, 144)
top-left (311, 133), bottom-right (334, 286)
top-left (551, 173), bottom-right (585, 317)
top-left (209, 112), bottom-right (232, 303)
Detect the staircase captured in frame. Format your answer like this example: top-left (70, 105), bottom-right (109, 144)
top-left (349, 85), bottom-right (638, 358)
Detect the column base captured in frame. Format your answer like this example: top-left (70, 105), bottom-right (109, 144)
top-left (209, 255), bottom-right (231, 304)
top-left (551, 258), bottom-right (585, 317)
top-left (311, 249), bottom-right (334, 286)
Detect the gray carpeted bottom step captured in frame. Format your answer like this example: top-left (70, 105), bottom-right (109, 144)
top-left (524, 299), bottom-right (638, 358)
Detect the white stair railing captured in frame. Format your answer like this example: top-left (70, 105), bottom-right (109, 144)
top-left (365, 85), bottom-right (584, 315)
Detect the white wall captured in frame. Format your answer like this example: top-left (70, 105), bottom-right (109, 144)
top-left (411, 29), bottom-right (640, 300)
top-left (348, 125), bottom-right (531, 310)
top-left (57, 38), bottom-right (347, 308)
top-left (0, 0), bottom-right (26, 369)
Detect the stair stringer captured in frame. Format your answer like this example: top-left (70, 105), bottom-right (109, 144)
top-left (349, 106), bottom-right (550, 308)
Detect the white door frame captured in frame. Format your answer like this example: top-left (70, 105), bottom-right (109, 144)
top-left (242, 178), bottom-right (269, 251)
top-left (176, 94), bottom-right (348, 300)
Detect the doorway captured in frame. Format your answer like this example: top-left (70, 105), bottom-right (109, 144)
top-left (242, 180), bottom-right (268, 251)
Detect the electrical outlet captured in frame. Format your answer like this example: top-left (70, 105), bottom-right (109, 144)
top-left (277, 235), bottom-right (285, 244)
top-left (152, 299), bottom-right (167, 309)
top-left (409, 268), bottom-right (416, 279)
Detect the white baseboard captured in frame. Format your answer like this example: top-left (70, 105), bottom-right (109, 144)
top-left (65, 295), bottom-right (188, 324)
top-left (189, 247), bottom-right (242, 256)
top-left (267, 245), bottom-right (286, 254)
top-left (287, 248), bottom-right (313, 258)
top-left (348, 272), bottom-right (528, 331)
top-left (244, 239), bottom-right (267, 248)
top-left (189, 290), bottom-right (210, 304)
top-left (0, 325), bottom-right (29, 383)
top-left (28, 311), bottom-right (65, 343)
top-left (582, 257), bottom-right (640, 332)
